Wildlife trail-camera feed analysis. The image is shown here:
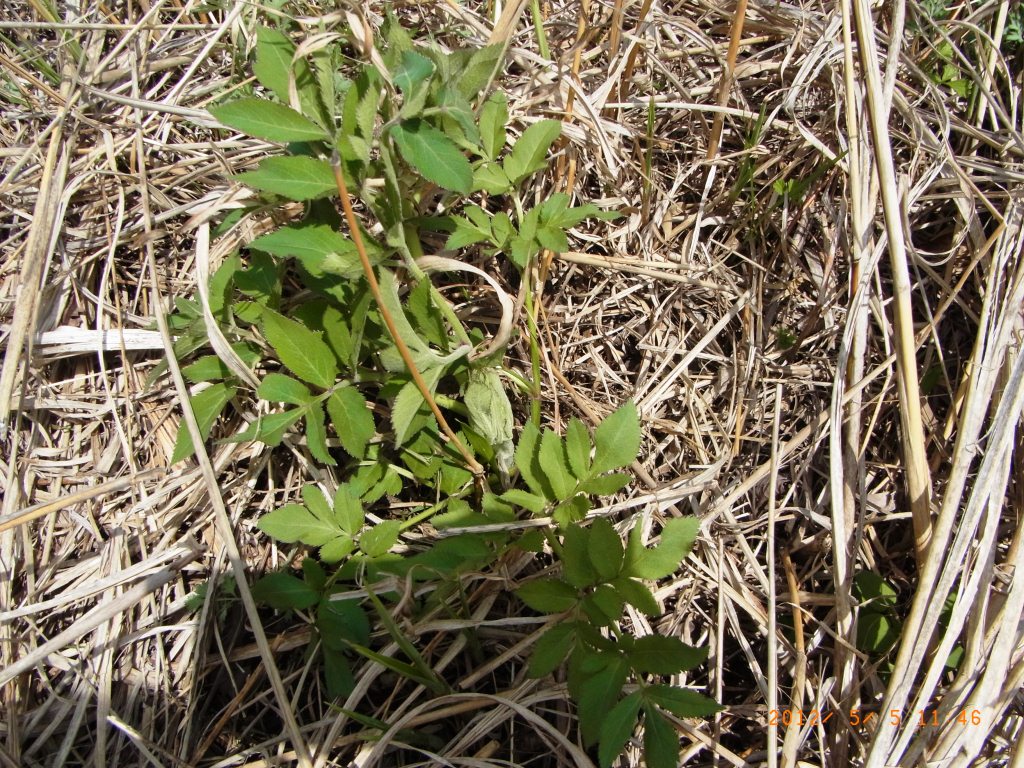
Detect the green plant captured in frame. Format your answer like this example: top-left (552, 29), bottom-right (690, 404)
top-left (175, 15), bottom-right (718, 766)
top-left (854, 571), bottom-right (964, 679)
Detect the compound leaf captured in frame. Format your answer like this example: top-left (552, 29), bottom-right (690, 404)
top-left (539, 429), bottom-right (575, 501)
top-left (629, 636), bottom-right (707, 675)
top-left (599, 692), bottom-right (642, 768)
top-left (304, 403), bottom-right (335, 465)
top-left (390, 119), bottom-right (472, 195)
top-left (261, 309), bottom-right (338, 389)
top-left (237, 156), bottom-right (337, 201)
top-left (171, 382), bottom-right (236, 463)
top-left (359, 519), bottom-right (401, 557)
top-left (643, 685), bottom-right (722, 718)
top-left (588, 518), bottom-right (624, 580)
top-left (578, 655), bottom-right (630, 746)
top-left (326, 386), bottom-right (374, 458)
top-left (528, 623), bottom-right (576, 678)
top-left (622, 517), bottom-right (700, 581)
top-left (479, 91), bottom-right (508, 160)
top-left (516, 578), bottom-right (578, 613)
top-left (251, 572), bottom-right (320, 611)
top-left (258, 502), bottom-right (340, 546)
top-left (257, 373), bottom-right (312, 405)
top-left (642, 707), bottom-right (679, 768)
top-left (591, 400), bottom-right (641, 475)
top-left (211, 98), bottom-right (327, 142)
top-left (504, 119), bottom-right (561, 185)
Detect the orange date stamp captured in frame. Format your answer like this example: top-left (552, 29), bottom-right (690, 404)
top-left (766, 708), bottom-right (984, 729)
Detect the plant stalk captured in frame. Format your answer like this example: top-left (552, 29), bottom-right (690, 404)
top-left (331, 154), bottom-right (485, 481)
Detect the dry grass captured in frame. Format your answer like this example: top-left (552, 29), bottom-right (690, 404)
top-left (1, 0), bottom-right (1023, 766)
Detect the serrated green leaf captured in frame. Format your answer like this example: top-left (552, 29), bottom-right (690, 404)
top-left (528, 623), bottom-right (576, 678)
top-left (319, 535), bottom-right (355, 563)
top-left (591, 400), bottom-right (641, 475)
top-left (319, 597), bottom-right (371, 649)
top-left (322, 645), bottom-right (356, 698)
top-left (479, 91), bottom-right (508, 160)
top-left (258, 373), bottom-right (312, 404)
top-left (342, 69), bottom-right (379, 140)
top-left (302, 558), bottom-right (327, 590)
top-left (393, 49), bottom-right (434, 93)
top-left (292, 301), bottom-right (353, 367)
top-left (331, 484), bottom-right (365, 535)
top-left (565, 418), bottom-right (591, 478)
top-left (622, 517), bottom-right (700, 581)
top-left (562, 524), bottom-right (599, 589)
top-left (258, 503), bottom-right (341, 546)
top-left (211, 98), bottom-right (328, 142)
top-left (182, 355), bottom-right (232, 383)
top-left (376, 267), bottom-right (461, 373)
top-left (237, 156), bottom-right (337, 201)
top-left (391, 366), bottom-right (445, 447)
top-left (629, 636), bottom-right (707, 675)
top-left (301, 484), bottom-right (333, 522)
top-left (229, 407), bottom-right (304, 446)
top-left (516, 578), bottom-right (578, 613)
top-left (235, 251), bottom-right (280, 306)
top-left (404, 279), bottom-right (448, 349)
top-left (446, 209), bottom-right (492, 250)
top-left (504, 119), bottom-right (561, 185)
top-left (436, 86), bottom-right (479, 148)
top-left (642, 707), bottom-right (679, 768)
top-left (249, 224), bottom-right (363, 279)
top-left (305, 404), bottom-right (335, 465)
top-left (251, 572), bottom-right (319, 611)
top-left (588, 518), bottom-right (624, 580)
top-left (326, 386), bottom-right (374, 458)
top-left (536, 223), bottom-right (569, 253)
top-left (253, 26), bottom-right (295, 100)
top-left (252, 26), bottom-right (323, 123)
top-left (359, 519), bottom-right (401, 557)
top-left (172, 383), bottom-right (236, 463)
top-left (456, 44), bottom-right (503, 99)
top-left (389, 119), bottom-right (472, 194)
top-left (612, 577), bottom-right (660, 615)
top-left (539, 429), bottom-right (575, 501)
top-left (552, 494), bottom-right (590, 527)
top-left (490, 211), bottom-right (513, 247)
top-left (579, 473), bottom-right (632, 496)
top-left (499, 489), bottom-right (546, 514)
top-left (473, 162), bottom-right (512, 195)
top-left (515, 421), bottom-right (546, 497)
top-left (584, 584), bottom-right (625, 625)
top-left (579, 655), bottom-right (631, 746)
top-left (643, 685), bottom-right (722, 718)
top-left (599, 692), bottom-right (642, 768)
top-left (261, 309), bottom-right (338, 389)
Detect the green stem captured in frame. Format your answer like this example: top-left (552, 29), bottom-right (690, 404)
top-left (529, 0), bottom-right (551, 60)
top-left (522, 276), bottom-right (543, 426)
